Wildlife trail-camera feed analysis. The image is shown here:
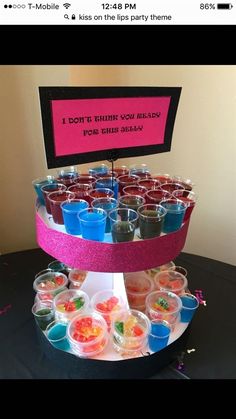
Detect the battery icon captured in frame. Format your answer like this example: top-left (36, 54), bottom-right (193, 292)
top-left (217, 3), bottom-right (233, 8)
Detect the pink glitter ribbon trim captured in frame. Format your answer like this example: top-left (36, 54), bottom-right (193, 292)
top-left (36, 212), bottom-right (190, 272)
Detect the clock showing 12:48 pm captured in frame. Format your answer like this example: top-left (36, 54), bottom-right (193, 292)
top-left (101, 3), bottom-right (137, 10)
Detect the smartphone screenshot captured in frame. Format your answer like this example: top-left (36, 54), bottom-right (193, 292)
top-left (0, 0), bottom-right (235, 25)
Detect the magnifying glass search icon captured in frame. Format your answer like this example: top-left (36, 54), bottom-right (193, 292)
top-left (64, 14), bottom-right (69, 19)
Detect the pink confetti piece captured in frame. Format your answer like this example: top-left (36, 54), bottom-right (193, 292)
top-left (0, 304), bottom-right (12, 315)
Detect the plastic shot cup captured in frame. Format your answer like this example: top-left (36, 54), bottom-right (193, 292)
top-left (113, 165), bottom-right (129, 176)
top-left (123, 185), bottom-right (147, 197)
top-left (88, 188), bottom-right (114, 205)
top-left (146, 291), bottom-right (182, 331)
top-left (172, 190), bottom-right (198, 222)
top-left (32, 300), bottom-right (54, 331)
top-left (61, 199), bottom-right (89, 235)
top-left (151, 173), bottom-right (172, 184)
top-left (78, 207), bottom-right (107, 241)
top-left (53, 289), bottom-right (89, 323)
top-left (56, 166), bottom-right (79, 186)
top-left (76, 175), bottom-right (96, 187)
top-left (129, 164), bottom-right (151, 178)
top-left (95, 176), bottom-right (119, 200)
top-left (119, 194), bottom-right (146, 211)
top-left (33, 271), bottom-right (68, 302)
top-left (48, 260), bottom-right (72, 277)
top-left (119, 195), bottom-right (145, 228)
top-left (154, 270), bottom-right (188, 295)
top-left (180, 293), bottom-right (199, 323)
top-left (148, 320), bottom-right (171, 352)
top-left (90, 289), bottom-right (126, 331)
top-left (111, 220), bottom-right (135, 243)
top-left (112, 309), bottom-right (151, 352)
top-left (124, 271), bottom-right (154, 311)
top-left (67, 312), bottom-right (109, 358)
top-left (91, 197), bottom-right (118, 233)
top-left (144, 189), bottom-right (172, 205)
top-left (46, 320), bottom-right (71, 351)
top-left (68, 269), bottom-right (88, 289)
top-left (145, 261), bottom-right (175, 279)
top-left (32, 176), bottom-right (56, 205)
top-left (137, 178), bottom-right (161, 190)
top-left (48, 191), bottom-right (75, 224)
top-left (137, 204), bottom-right (167, 239)
top-left (118, 174), bottom-right (140, 195)
top-left (109, 208), bottom-right (139, 228)
top-left (109, 208), bottom-right (138, 241)
top-left (41, 183), bottom-right (67, 214)
top-left (89, 164), bottom-right (109, 177)
top-left (68, 183), bottom-right (92, 204)
top-left (160, 198), bottom-right (187, 233)
top-left (160, 182), bottom-right (185, 193)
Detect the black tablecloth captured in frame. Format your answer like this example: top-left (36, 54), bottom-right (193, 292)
top-left (0, 248), bottom-right (235, 379)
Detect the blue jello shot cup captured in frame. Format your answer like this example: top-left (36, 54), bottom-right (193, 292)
top-left (61, 199), bottom-right (89, 235)
top-left (46, 320), bottom-right (70, 351)
top-left (95, 176), bottom-right (119, 200)
top-left (160, 198), bottom-right (187, 233)
top-left (78, 207), bottom-right (107, 241)
top-left (180, 293), bottom-right (199, 323)
top-left (148, 320), bottom-right (171, 352)
top-left (32, 176), bottom-right (56, 205)
top-left (91, 197), bottom-right (118, 233)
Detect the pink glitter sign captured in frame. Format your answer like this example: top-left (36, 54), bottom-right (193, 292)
top-left (51, 97), bottom-right (170, 156)
top-left (39, 87), bottom-right (181, 168)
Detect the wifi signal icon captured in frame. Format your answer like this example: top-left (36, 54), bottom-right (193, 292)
top-left (63, 3), bottom-right (71, 8)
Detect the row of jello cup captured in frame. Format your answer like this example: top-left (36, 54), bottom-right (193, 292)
top-left (33, 165), bottom-right (196, 241)
top-left (32, 266), bottom-right (199, 358)
top-left (124, 262), bottom-right (189, 313)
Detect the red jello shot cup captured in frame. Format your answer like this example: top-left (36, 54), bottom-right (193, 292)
top-left (160, 182), bottom-right (185, 193)
top-left (67, 312), bottom-right (109, 358)
top-left (48, 191), bottom-right (75, 224)
top-left (124, 271), bottom-right (154, 312)
top-left (154, 270), bottom-right (188, 296)
top-left (145, 189), bottom-right (172, 204)
top-left (90, 289), bottom-right (126, 331)
top-left (138, 179), bottom-right (161, 190)
top-left (118, 175), bottom-right (140, 195)
top-left (151, 174), bottom-right (172, 184)
top-left (123, 185), bottom-right (147, 197)
top-left (53, 289), bottom-right (89, 323)
top-left (88, 188), bottom-right (114, 205)
top-left (41, 183), bottom-right (67, 214)
top-left (146, 291), bottom-right (182, 331)
top-left (33, 271), bottom-right (68, 302)
top-left (68, 183), bottom-right (93, 204)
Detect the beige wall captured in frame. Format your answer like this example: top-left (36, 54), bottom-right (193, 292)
top-left (1, 65), bottom-right (235, 266)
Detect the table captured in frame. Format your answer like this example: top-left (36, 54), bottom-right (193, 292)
top-left (0, 248), bottom-right (235, 379)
